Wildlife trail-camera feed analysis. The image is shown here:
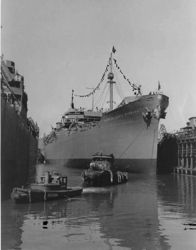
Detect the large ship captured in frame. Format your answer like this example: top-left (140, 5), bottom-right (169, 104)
top-left (43, 48), bottom-right (169, 174)
top-left (1, 57), bottom-right (39, 199)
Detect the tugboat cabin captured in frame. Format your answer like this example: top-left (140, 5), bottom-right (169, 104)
top-left (90, 154), bottom-right (115, 171)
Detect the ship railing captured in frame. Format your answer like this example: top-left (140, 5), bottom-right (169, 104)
top-left (43, 131), bottom-right (56, 145)
top-left (67, 121), bottom-right (98, 134)
top-left (176, 130), bottom-right (196, 140)
top-left (2, 92), bottom-right (39, 138)
top-left (1, 91), bottom-right (22, 113)
top-left (1, 93), bottom-right (39, 138)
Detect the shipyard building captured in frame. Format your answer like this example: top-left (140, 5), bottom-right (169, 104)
top-left (175, 117), bottom-right (196, 175)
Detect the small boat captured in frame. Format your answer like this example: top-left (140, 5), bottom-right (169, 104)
top-left (11, 171), bottom-right (83, 204)
top-left (82, 153), bottom-right (128, 187)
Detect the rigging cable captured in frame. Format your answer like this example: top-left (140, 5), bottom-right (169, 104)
top-left (114, 71), bottom-right (124, 100)
top-left (94, 80), bottom-right (108, 108)
top-left (113, 57), bottom-right (142, 95)
top-left (100, 87), bottom-right (109, 109)
top-left (74, 62), bottom-right (110, 98)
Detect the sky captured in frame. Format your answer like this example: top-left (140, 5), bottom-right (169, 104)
top-left (1, 0), bottom-right (196, 136)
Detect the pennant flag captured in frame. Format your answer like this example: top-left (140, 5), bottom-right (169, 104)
top-left (112, 46), bottom-right (116, 53)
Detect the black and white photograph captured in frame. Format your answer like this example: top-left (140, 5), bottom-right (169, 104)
top-left (1, 0), bottom-right (196, 249)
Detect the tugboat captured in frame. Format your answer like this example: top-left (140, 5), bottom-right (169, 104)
top-left (82, 153), bottom-right (128, 187)
top-left (11, 171), bottom-right (83, 204)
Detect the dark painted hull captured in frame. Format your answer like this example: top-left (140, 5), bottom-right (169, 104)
top-left (43, 94), bottom-right (169, 175)
top-left (1, 98), bottom-right (38, 199)
top-left (11, 187), bottom-right (83, 204)
top-left (82, 170), bottom-right (128, 187)
top-left (48, 158), bottom-right (157, 175)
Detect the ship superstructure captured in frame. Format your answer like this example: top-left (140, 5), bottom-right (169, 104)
top-left (43, 48), bottom-right (169, 174)
top-left (1, 58), bottom-right (39, 199)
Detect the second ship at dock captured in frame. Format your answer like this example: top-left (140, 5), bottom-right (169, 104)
top-left (43, 49), bottom-right (169, 174)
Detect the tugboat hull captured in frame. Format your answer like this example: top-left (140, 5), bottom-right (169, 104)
top-left (82, 171), bottom-right (128, 187)
top-left (11, 187), bottom-right (83, 204)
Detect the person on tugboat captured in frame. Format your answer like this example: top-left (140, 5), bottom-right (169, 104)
top-left (45, 171), bottom-right (52, 184)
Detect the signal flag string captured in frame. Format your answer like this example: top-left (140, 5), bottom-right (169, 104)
top-left (113, 58), bottom-right (142, 95)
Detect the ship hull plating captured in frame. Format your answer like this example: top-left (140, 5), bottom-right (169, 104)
top-left (1, 98), bottom-right (38, 199)
top-left (44, 94), bottom-right (169, 174)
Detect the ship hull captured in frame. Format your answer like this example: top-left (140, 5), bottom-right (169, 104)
top-left (1, 98), bottom-right (38, 199)
top-left (48, 158), bottom-right (157, 175)
top-left (43, 94), bottom-right (169, 174)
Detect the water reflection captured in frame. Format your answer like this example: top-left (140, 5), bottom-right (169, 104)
top-left (157, 174), bottom-right (196, 250)
top-left (93, 176), bottom-right (170, 250)
top-left (158, 174), bottom-right (196, 218)
top-left (2, 166), bottom-right (196, 250)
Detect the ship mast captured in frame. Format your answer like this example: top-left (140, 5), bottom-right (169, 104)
top-left (107, 52), bottom-right (115, 110)
top-left (71, 89), bottom-right (74, 109)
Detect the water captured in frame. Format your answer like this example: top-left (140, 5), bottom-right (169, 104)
top-left (1, 164), bottom-right (196, 250)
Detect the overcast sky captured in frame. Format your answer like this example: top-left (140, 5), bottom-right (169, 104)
top-left (2, 0), bottom-right (196, 135)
